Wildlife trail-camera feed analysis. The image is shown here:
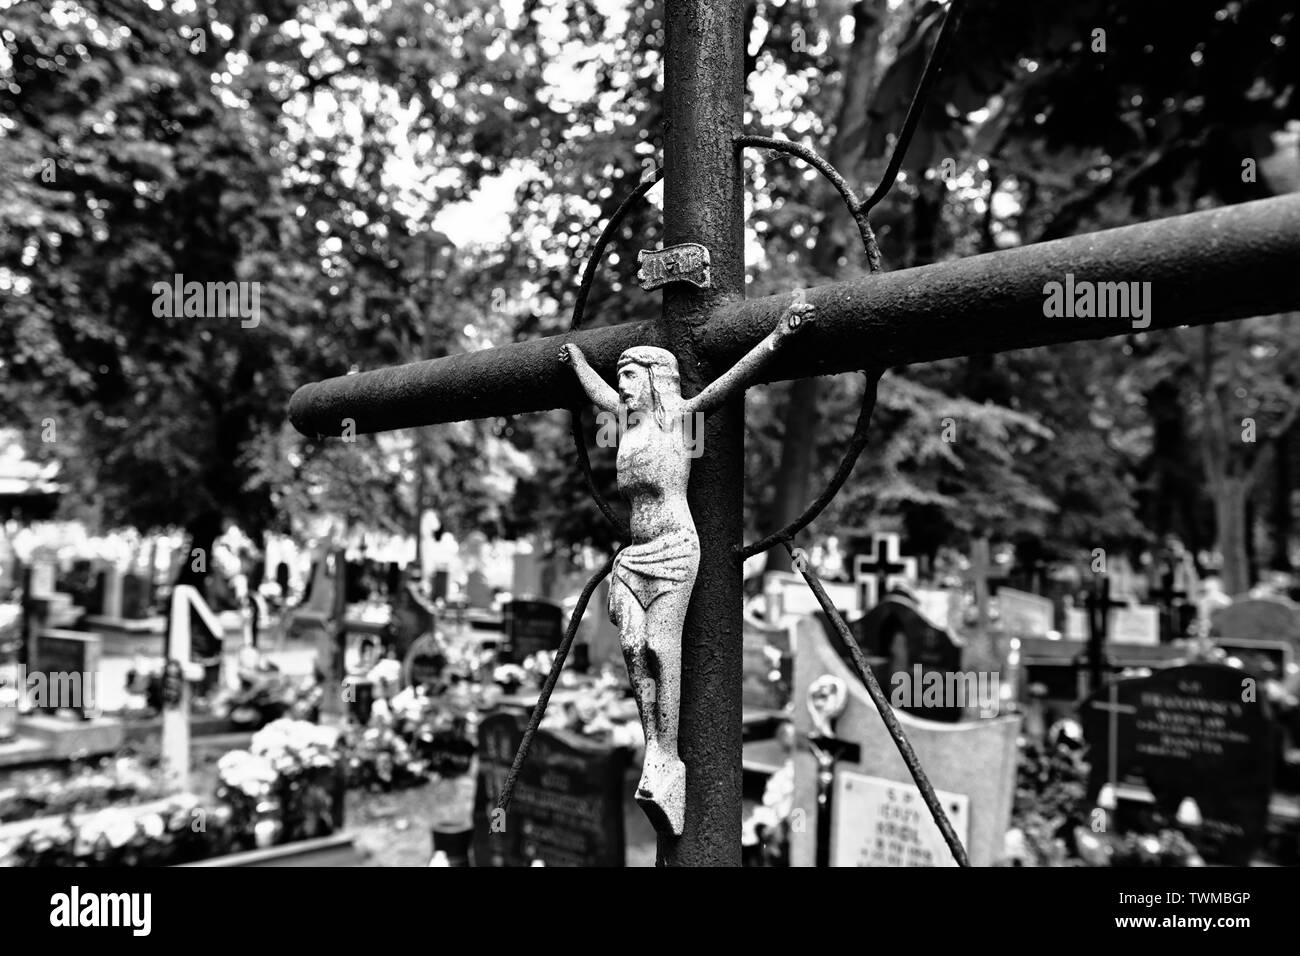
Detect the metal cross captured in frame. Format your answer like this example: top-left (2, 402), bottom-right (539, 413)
top-left (289, 0), bottom-right (1300, 865)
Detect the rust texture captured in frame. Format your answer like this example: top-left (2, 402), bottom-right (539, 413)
top-left (657, 0), bottom-right (747, 866)
top-left (289, 194), bottom-right (1300, 438)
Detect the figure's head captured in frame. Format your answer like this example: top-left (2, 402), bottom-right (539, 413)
top-left (617, 346), bottom-right (681, 423)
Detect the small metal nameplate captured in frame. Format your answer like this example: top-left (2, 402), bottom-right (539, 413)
top-left (636, 243), bottom-right (712, 292)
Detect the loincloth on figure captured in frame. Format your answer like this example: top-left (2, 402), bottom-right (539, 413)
top-left (608, 528), bottom-right (700, 626)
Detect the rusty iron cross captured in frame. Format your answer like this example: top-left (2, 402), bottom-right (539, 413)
top-left (289, 0), bottom-right (1300, 866)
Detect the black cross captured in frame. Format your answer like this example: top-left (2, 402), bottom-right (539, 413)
top-left (855, 533), bottom-right (910, 609)
top-left (1082, 574), bottom-right (1126, 697)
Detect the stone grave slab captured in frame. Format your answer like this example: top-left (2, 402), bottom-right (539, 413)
top-left (791, 616), bottom-right (1020, 867)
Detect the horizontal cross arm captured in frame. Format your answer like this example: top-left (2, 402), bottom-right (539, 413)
top-left (289, 194), bottom-right (1300, 437)
top-left (712, 193), bottom-right (1300, 381)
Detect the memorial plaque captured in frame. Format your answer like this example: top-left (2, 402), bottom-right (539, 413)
top-left (503, 599), bottom-right (564, 663)
top-left (1081, 663), bottom-right (1276, 864)
top-left (830, 771), bottom-right (970, 868)
top-left (996, 587), bottom-right (1055, 636)
top-left (474, 712), bottom-right (627, 867)
top-left (1109, 604), bottom-right (1159, 646)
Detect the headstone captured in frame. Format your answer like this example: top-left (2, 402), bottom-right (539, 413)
top-left (28, 557), bottom-right (56, 600)
top-left (765, 570), bottom-right (858, 622)
top-left (790, 617), bottom-right (1020, 867)
top-left (403, 631), bottom-right (447, 690)
top-left (512, 547), bottom-right (543, 599)
top-left (742, 613), bottom-right (792, 711)
top-left (1109, 604), bottom-right (1160, 646)
top-left (121, 573), bottom-right (149, 619)
top-left (854, 595), bottom-right (965, 722)
top-left (390, 582), bottom-right (436, 662)
top-left (101, 565), bottom-right (124, 619)
top-left (32, 629), bottom-right (102, 719)
top-left (465, 569), bottom-right (493, 610)
top-left (1211, 595), bottom-right (1300, 652)
top-left (430, 568), bottom-right (450, 602)
top-left (581, 578), bottom-right (622, 672)
top-left (1080, 663), bottom-right (1276, 865)
top-left (996, 587), bottom-right (1055, 636)
top-left (473, 711), bottom-right (627, 867)
top-left (503, 599), bottom-right (564, 663)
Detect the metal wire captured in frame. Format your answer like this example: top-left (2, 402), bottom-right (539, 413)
top-left (784, 540), bottom-right (970, 867)
top-left (734, 0), bottom-right (965, 560)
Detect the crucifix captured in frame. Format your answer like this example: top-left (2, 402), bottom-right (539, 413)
top-left (288, 0), bottom-right (1300, 865)
top-left (803, 674), bottom-right (860, 868)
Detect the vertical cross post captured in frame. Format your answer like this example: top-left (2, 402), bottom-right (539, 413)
top-left (659, 0), bottom-right (746, 866)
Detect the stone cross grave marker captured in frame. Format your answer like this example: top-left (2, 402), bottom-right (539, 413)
top-left (286, 0), bottom-right (1300, 864)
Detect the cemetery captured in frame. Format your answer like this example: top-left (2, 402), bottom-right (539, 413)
top-left (3, 0), bottom-right (1300, 897)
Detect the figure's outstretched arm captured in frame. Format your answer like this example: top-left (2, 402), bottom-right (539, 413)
top-left (686, 290), bottom-right (815, 416)
top-left (559, 343), bottom-right (620, 414)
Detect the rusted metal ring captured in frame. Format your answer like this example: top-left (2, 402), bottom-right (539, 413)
top-left (734, 134), bottom-right (882, 272)
top-left (733, 136), bottom-right (881, 560)
top-left (566, 167), bottom-right (664, 539)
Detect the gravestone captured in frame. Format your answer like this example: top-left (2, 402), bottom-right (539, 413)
top-left (581, 578), bottom-right (623, 673)
top-left (121, 573), bottom-right (149, 620)
top-left (765, 570), bottom-right (859, 623)
top-left (512, 547), bottom-right (543, 600)
top-left (402, 632), bottom-right (447, 690)
top-left (741, 613), bottom-right (792, 711)
top-left (389, 582), bottom-right (436, 662)
top-left (1080, 663), bottom-right (1276, 865)
top-left (503, 599), bottom-right (564, 663)
top-left (474, 711), bottom-right (627, 867)
top-left (790, 617), bottom-right (1020, 867)
top-left (1109, 604), bottom-right (1160, 646)
top-left (996, 587), bottom-right (1055, 636)
top-left (465, 569), bottom-right (493, 610)
top-left (430, 568), bottom-right (450, 603)
top-left (1211, 596), bottom-right (1300, 677)
top-left (100, 565), bottom-right (124, 619)
top-left (32, 629), bottom-right (102, 719)
top-left (854, 594), bottom-right (965, 722)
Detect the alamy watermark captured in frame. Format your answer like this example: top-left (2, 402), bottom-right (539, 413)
top-left (1, 666), bottom-right (101, 717)
top-left (152, 274), bottom-right (260, 328)
top-left (889, 666), bottom-right (1000, 718)
top-left (1042, 273), bottom-right (1150, 329)
top-left (595, 408), bottom-right (705, 459)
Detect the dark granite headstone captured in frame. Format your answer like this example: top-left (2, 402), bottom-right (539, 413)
top-left (430, 569), bottom-right (450, 602)
top-left (465, 570), bottom-right (493, 609)
top-left (473, 711), bottom-right (627, 867)
top-left (121, 573), bottom-right (149, 619)
top-left (390, 583), bottom-right (436, 661)
top-left (33, 629), bottom-right (102, 719)
top-left (503, 599), bottom-right (564, 663)
top-left (1081, 663), bottom-right (1276, 865)
top-left (402, 632), bottom-right (447, 690)
top-left (854, 595), bottom-right (964, 722)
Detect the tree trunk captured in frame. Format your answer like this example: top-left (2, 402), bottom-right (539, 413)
top-left (761, 0), bottom-right (886, 572)
top-left (1213, 478), bottom-right (1250, 595)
